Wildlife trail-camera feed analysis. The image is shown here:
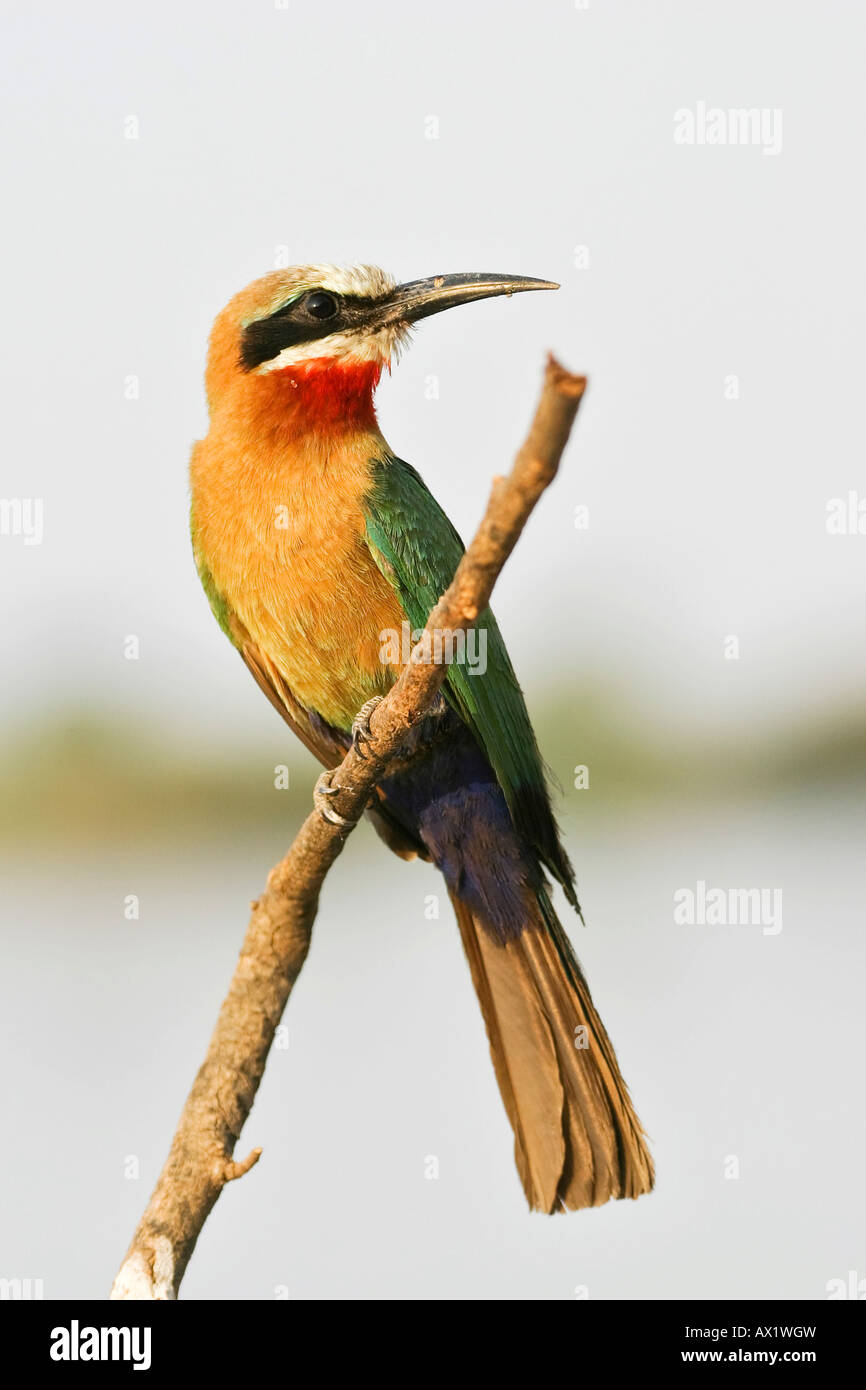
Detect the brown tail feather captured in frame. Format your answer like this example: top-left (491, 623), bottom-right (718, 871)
top-left (451, 892), bottom-right (654, 1212)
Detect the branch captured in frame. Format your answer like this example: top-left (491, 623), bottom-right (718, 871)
top-left (110, 355), bottom-right (587, 1299)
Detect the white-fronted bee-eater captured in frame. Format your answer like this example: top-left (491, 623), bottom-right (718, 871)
top-left (189, 263), bottom-right (654, 1212)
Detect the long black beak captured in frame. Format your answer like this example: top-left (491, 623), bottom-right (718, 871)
top-left (240, 271), bottom-right (559, 372)
top-left (379, 272), bottom-right (559, 326)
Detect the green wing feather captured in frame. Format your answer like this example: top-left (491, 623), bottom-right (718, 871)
top-left (363, 454), bottom-right (577, 906)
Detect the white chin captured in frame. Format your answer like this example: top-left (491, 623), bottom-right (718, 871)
top-left (258, 322), bottom-right (411, 374)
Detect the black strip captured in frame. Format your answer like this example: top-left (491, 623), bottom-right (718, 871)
top-left (239, 290), bottom-right (390, 371)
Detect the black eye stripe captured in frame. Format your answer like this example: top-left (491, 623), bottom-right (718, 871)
top-left (239, 288), bottom-right (390, 371)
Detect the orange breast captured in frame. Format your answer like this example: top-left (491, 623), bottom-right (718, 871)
top-left (190, 424), bottom-right (406, 730)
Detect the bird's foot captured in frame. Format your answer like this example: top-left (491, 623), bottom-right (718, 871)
top-left (313, 771), bottom-right (357, 829)
top-left (351, 696), bottom-right (384, 759)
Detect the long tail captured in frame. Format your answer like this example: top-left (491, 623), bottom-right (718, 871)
top-left (450, 889), bottom-right (654, 1212)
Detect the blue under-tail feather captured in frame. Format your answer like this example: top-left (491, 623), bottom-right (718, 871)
top-left (377, 711), bottom-right (544, 942)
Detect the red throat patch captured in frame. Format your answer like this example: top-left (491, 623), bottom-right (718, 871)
top-left (260, 357), bottom-right (383, 432)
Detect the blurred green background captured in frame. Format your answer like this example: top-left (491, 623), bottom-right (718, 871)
top-left (3, 686), bottom-right (865, 849)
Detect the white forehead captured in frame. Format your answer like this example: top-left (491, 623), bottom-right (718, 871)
top-left (300, 263), bottom-right (396, 298)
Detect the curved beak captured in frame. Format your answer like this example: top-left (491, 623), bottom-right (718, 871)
top-left (377, 272), bottom-right (559, 326)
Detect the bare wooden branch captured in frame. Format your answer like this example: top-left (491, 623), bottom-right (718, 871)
top-left (110, 356), bottom-right (587, 1300)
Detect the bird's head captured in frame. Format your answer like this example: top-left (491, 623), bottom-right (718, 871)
top-left (205, 263), bottom-right (558, 432)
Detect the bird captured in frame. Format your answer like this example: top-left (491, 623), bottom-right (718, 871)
top-left (189, 263), bottom-right (654, 1213)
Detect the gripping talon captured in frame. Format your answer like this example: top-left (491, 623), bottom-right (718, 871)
top-left (351, 695), bottom-right (384, 758)
top-left (313, 771), bottom-right (356, 829)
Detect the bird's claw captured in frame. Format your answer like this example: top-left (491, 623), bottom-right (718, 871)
top-left (313, 771), bottom-right (356, 829)
top-left (351, 696), bottom-right (384, 759)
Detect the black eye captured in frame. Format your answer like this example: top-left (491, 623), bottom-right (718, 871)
top-left (304, 290), bottom-right (339, 321)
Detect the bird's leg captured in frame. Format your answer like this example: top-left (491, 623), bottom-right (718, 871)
top-left (313, 771), bottom-right (357, 829)
top-left (351, 695), bottom-right (384, 758)
top-left (313, 693), bottom-right (385, 825)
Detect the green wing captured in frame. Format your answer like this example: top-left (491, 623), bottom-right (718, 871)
top-left (363, 454), bottom-right (576, 903)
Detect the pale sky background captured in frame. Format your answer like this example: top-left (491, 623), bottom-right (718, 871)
top-left (2, 0), bottom-right (864, 745)
top-left (1, 0), bottom-right (864, 1303)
